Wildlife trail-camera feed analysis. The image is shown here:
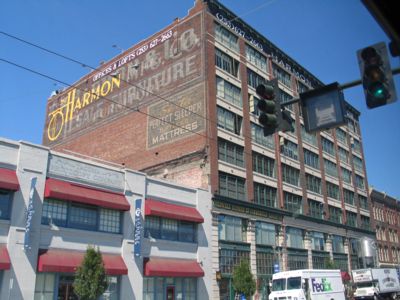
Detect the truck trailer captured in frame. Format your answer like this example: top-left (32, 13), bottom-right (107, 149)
top-left (352, 268), bottom-right (400, 300)
top-left (269, 269), bottom-right (345, 300)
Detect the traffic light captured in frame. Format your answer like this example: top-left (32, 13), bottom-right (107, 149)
top-left (357, 42), bottom-right (397, 109)
top-left (256, 79), bottom-right (281, 136)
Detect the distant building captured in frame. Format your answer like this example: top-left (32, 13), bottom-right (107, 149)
top-left (0, 137), bottom-right (212, 299)
top-left (370, 188), bottom-right (400, 267)
top-left (42, 0), bottom-right (375, 298)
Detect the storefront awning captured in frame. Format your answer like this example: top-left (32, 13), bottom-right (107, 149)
top-left (44, 178), bottom-right (130, 211)
top-left (144, 257), bottom-right (204, 277)
top-left (145, 199), bottom-right (204, 223)
top-left (37, 249), bottom-right (128, 275)
top-left (0, 168), bottom-right (19, 191)
top-left (0, 245), bottom-right (11, 270)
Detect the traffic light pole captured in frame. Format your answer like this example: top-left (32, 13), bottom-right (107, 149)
top-left (280, 67), bottom-right (400, 108)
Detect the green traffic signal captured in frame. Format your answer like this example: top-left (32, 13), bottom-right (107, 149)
top-left (357, 42), bottom-right (397, 109)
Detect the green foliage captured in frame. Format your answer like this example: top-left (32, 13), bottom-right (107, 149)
top-left (232, 260), bottom-right (256, 299)
top-left (325, 258), bottom-right (339, 269)
top-left (73, 246), bottom-right (108, 300)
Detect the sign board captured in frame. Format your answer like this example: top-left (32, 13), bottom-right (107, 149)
top-left (133, 199), bottom-right (143, 257)
top-left (24, 177), bottom-right (37, 250)
top-left (300, 82), bottom-right (346, 133)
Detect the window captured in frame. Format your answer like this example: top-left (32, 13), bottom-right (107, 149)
top-left (284, 192), bottom-right (302, 214)
top-left (297, 82), bottom-right (309, 94)
top-left (281, 140), bottom-right (298, 160)
top-left (286, 227), bottom-right (304, 248)
top-left (216, 77), bottom-right (242, 107)
top-left (324, 159), bottom-right (338, 178)
top-left (246, 45), bottom-right (267, 71)
top-left (218, 215), bottom-right (247, 242)
top-left (329, 206), bottom-right (342, 223)
top-left (346, 211), bottom-right (357, 227)
top-left (304, 149), bottom-right (320, 169)
top-left (256, 222), bottom-right (276, 245)
top-left (338, 147), bottom-right (349, 164)
top-left (361, 216), bottom-right (370, 230)
top-left (219, 248), bottom-right (250, 274)
top-left (335, 128), bottom-right (348, 145)
top-left (215, 48), bottom-right (239, 77)
top-left (251, 122), bottom-right (275, 149)
top-left (359, 195), bottom-right (368, 210)
top-left (144, 216), bottom-right (196, 243)
top-left (278, 89), bottom-right (294, 112)
top-left (257, 251), bottom-right (274, 276)
top-left (247, 68), bottom-right (266, 89)
top-left (219, 172), bottom-right (246, 201)
top-left (355, 175), bottom-right (365, 190)
top-left (301, 126), bottom-right (318, 146)
top-left (143, 277), bottom-right (196, 300)
top-left (341, 168), bottom-right (352, 184)
top-left (273, 65), bottom-right (291, 88)
top-left (321, 137), bottom-right (335, 156)
top-left (215, 23), bottom-right (239, 52)
top-left (282, 164), bottom-right (300, 186)
top-left (310, 232), bottom-right (325, 251)
top-left (352, 138), bottom-right (362, 153)
top-left (343, 189), bottom-right (355, 205)
top-left (41, 199), bottom-right (122, 234)
top-left (0, 190), bottom-right (12, 220)
top-left (326, 182), bottom-right (339, 200)
top-left (218, 138), bottom-right (244, 167)
top-left (308, 200), bottom-right (324, 219)
top-left (353, 155), bottom-right (364, 173)
top-left (217, 106), bottom-right (242, 135)
top-left (306, 174), bottom-right (321, 194)
top-left (332, 235), bottom-right (344, 253)
top-left (254, 183), bottom-right (277, 208)
top-left (253, 152), bottom-right (275, 178)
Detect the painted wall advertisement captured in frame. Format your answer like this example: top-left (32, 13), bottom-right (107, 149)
top-left (44, 14), bottom-right (204, 147)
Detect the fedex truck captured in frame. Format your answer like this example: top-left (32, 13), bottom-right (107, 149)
top-left (352, 268), bottom-right (400, 300)
top-left (269, 269), bottom-right (345, 300)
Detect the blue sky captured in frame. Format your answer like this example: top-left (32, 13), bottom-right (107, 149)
top-left (0, 0), bottom-right (399, 199)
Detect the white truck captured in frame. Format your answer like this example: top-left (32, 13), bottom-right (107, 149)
top-left (352, 268), bottom-right (400, 300)
top-left (269, 269), bottom-right (345, 300)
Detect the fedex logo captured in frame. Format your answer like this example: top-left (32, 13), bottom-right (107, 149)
top-left (311, 278), bottom-right (333, 292)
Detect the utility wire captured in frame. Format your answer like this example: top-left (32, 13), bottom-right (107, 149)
top-left (0, 30), bottom-right (279, 143)
top-left (0, 57), bottom-right (284, 163)
top-left (0, 30), bottom-right (213, 127)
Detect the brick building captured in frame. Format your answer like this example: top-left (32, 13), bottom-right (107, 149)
top-left (42, 0), bottom-right (375, 298)
top-left (370, 188), bottom-right (400, 267)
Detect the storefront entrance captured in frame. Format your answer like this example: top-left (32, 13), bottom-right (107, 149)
top-left (166, 286), bottom-right (175, 300)
top-left (57, 275), bottom-right (78, 300)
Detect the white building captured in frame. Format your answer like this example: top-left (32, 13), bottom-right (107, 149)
top-left (0, 137), bottom-right (212, 299)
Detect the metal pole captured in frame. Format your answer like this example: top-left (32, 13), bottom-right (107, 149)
top-left (280, 67), bottom-right (400, 108)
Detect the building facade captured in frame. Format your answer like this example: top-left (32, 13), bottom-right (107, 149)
top-left (0, 137), bottom-right (212, 299)
top-left (370, 188), bottom-right (400, 267)
top-left (42, 0), bottom-right (375, 299)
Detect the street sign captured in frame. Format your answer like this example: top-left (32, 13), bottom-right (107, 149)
top-left (300, 82), bottom-right (346, 133)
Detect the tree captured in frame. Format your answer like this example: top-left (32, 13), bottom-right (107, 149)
top-left (73, 246), bottom-right (109, 300)
top-left (232, 260), bottom-right (256, 299)
top-left (325, 258), bottom-right (339, 269)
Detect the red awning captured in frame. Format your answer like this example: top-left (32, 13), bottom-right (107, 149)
top-left (0, 245), bottom-right (11, 270)
top-left (145, 199), bottom-right (204, 223)
top-left (144, 257), bottom-right (204, 277)
top-left (44, 178), bottom-right (130, 211)
top-left (37, 249), bottom-right (128, 275)
top-left (0, 168), bottom-right (19, 191)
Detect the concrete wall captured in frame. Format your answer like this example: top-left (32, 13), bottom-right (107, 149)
top-left (0, 137), bottom-right (213, 299)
